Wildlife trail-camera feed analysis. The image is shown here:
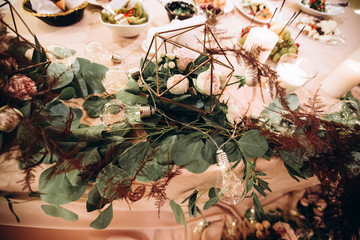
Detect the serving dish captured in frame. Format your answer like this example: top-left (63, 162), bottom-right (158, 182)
top-left (297, 0), bottom-right (345, 17)
top-left (165, 1), bottom-right (197, 21)
top-left (232, 0), bottom-right (274, 24)
top-left (295, 16), bottom-right (345, 46)
top-left (22, 0), bottom-right (88, 27)
top-left (100, 0), bottom-right (152, 37)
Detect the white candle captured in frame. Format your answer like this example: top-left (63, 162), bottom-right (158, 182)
top-left (242, 27), bottom-right (279, 63)
top-left (320, 47), bottom-right (360, 98)
top-left (277, 62), bottom-right (309, 93)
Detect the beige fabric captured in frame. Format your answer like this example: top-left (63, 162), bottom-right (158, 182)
top-left (1, 0), bottom-right (360, 239)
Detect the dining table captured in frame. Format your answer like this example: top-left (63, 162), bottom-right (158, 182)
top-left (0, 0), bottom-right (360, 239)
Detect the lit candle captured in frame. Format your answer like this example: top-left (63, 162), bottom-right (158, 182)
top-left (276, 53), bottom-right (317, 94)
top-left (320, 47), bottom-right (360, 98)
top-left (242, 27), bottom-right (279, 63)
top-left (277, 62), bottom-right (309, 93)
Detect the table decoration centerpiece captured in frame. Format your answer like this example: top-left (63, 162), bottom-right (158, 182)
top-left (1, 3), bottom-right (360, 238)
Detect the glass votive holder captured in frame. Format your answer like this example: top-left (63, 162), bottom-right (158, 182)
top-left (276, 53), bottom-right (318, 94)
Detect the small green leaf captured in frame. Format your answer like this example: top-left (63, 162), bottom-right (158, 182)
top-left (254, 184), bottom-right (267, 197)
top-left (238, 130), bottom-right (268, 158)
top-left (41, 204), bottom-right (78, 222)
top-left (58, 87), bottom-right (75, 100)
top-left (83, 96), bottom-right (108, 118)
top-left (90, 203), bottom-right (113, 229)
top-left (169, 200), bottom-right (186, 228)
top-left (203, 196), bottom-right (220, 210)
top-left (5, 197), bottom-right (20, 223)
top-left (87, 185), bottom-right (106, 212)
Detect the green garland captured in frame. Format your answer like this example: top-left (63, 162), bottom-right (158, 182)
top-left (1, 23), bottom-right (360, 237)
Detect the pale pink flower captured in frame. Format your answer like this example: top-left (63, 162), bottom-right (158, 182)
top-left (226, 103), bottom-right (241, 125)
top-left (0, 105), bottom-right (23, 133)
top-left (2, 74), bottom-right (37, 100)
top-left (175, 48), bottom-right (199, 71)
top-left (167, 74), bottom-right (189, 95)
top-left (196, 69), bottom-right (225, 95)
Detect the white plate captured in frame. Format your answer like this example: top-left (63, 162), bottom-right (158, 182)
top-left (87, 0), bottom-right (105, 6)
top-left (223, 0), bottom-right (234, 14)
top-left (232, 0), bottom-right (275, 24)
top-left (297, 1), bottom-right (345, 17)
top-left (295, 17), bottom-right (345, 47)
top-left (87, 0), bottom-right (111, 7)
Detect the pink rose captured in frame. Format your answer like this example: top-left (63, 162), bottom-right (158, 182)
top-left (175, 48), bottom-right (199, 71)
top-left (0, 105), bottom-right (23, 133)
top-left (167, 74), bottom-right (189, 95)
top-left (2, 74), bottom-right (37, 100)
top-left (196, 69), bottom-right (225, 95)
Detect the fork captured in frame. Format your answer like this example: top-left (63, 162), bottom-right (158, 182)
top-left (114, 14), bottom-right (129, 25)
top-left (102, 4), bottom-right (129, 25)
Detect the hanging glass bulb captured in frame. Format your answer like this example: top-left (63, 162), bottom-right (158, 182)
top-left (102, 69), bottom-right (129, 94)
top-left (85, 41), bottom-right (122, 66)
top-left (215, 149), bottom-right (245, 205)
top-left (47, 44), bottom-right (75, 66)
top-left (100, 99), bottom-right (155, 130)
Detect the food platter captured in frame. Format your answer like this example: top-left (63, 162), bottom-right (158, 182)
top-left (298, 1), bottom-right (345, 17)
top-left (195, 0), bottom-right (234, 14)
top-left (295, 16), bottom-right (345, 46)
top-left (87, 0), bottom-right (105, 6)
top-left (232, 0), bottom-right (275, 24)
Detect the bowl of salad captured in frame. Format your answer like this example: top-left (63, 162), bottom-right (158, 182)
top-left (298, 0), bottom-right (345, 17)
top-left (99, 0), bottom-right (152, 37)
top-left (165, 1), bottom-right (197, 21)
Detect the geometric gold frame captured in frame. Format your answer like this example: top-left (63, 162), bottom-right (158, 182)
top-left (140, 23), bottom-right (234, 114)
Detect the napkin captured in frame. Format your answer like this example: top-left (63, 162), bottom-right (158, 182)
top-left (30, 0), bottom-right (85, 14)
top-left (144, 15), bottom-right (207, 54)
top-left (30, 0), bottom-right (63, 14)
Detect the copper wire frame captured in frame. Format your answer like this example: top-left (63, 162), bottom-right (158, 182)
top-left (140, 23), bottom-right (234, 114)
top-left (0, 0), bottom-right (51, 75)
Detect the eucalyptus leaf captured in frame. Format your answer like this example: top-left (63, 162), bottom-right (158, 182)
top-left (82, 62), bottom-right (107, 94)
top-left (83, 96), bottom-right (108, 118)
top-left (47, 62), bottom-right (74, 90)
top-left (46, 100), bottom-right (71, 119)
top-left (224, 141), bottom-right (242, 162)
top-left (116, 90), bottom-right (148, 105)
top-left (96, 164), bottom-right (131, 200)
top-left (171, 133), bottom-right (210, 173)
top-left (69, 125), bottom-right (107, 142)
top-left (136, 136), bottom-right (177, 182)
top-left (117, 142), bottom-right (150, 176)
top-left (203, 138), bottom-right (222, 164)
top-left (90, 203), bottom-right (113, 229)
top-left (72, 74), bottom-right (89, 97)
top-left (87, 185), bottom-right (106, 212)
top-left (261, 94), bottom-right (300, 123)
top-left (58, 87), bottom-right (75, 100)
top-left (238, 130), bottom-right (268, 158)
top-left (66, 149), bottom-right (101, 186)
top-left (39, 167), bottom-right (87, 205)
top-left (41, 204), bottom-right (78, 222)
